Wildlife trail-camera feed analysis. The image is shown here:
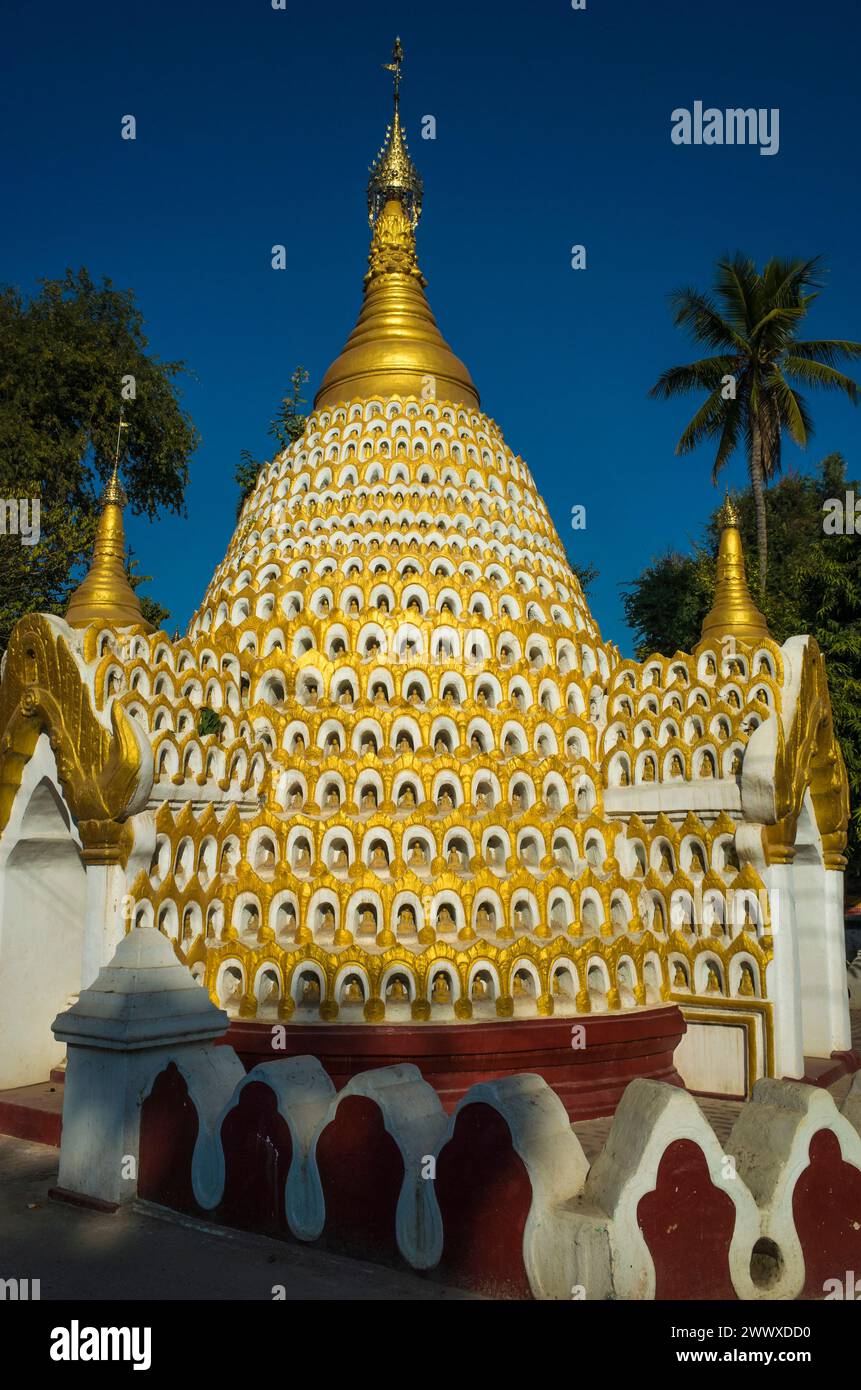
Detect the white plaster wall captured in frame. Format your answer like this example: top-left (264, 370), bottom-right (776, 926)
top-left (673, 1021), bottom-right (747, 1097)
top-left (793, 793), bottom-right (850, 1057)
top-left (0, 735), bottom-right (87, 1089)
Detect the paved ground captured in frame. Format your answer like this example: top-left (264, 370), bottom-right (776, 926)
top-left (0, 1135), bottom-right (477, 1301)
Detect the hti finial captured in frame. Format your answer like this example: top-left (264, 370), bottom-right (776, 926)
top-left (367, 36), bottom-right (423, 228)
top-left (103, 410), bottom-right (130, 507)
top-left (720, 492), bottom-right (740, 528)
top-left (382, 36), bottom-right (404, 105)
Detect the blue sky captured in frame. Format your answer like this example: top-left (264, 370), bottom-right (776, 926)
top-left (3, 0), bottom-right (860, 653)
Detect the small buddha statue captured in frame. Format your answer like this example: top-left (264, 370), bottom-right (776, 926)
top-left (471, 975), bottom-right (487, 1000)
top-left (437, 790), bottom-right (454, 813)
top-left (294, 842), bottom-right (311, 870)
top-left (397, 905), bottom-right (416, 933)
top-left (387, 977), bottom-right (409, 1003)
top-left (738, 965), bottom-right (756, 997)
top-left (289, 789), bottom-right (303, 810)
top-left (397, 735), bottom-right (411, 755)
top-left (255, 841), bottom-right (276, 874)
top-left (348, 597), bottom-right (359, 615)
top-left (326, 735), bottom-right (340, 756)
top-left (360, 787), bottom-right (378, 810)
top-left (436, 905), bottom-right (456, 932)
top-left (374, 686), bottom-right (387, 705)
top-left (302, 977), bottom-right (320, 1004)
top-left (399, 785), bottom-right (416, 809)
top-left (343, 978), bottom-right (363, 1005)
top-left (700, 754), bottom-right (715, 779)
top-left (361, 737), bottom-right (376, 756)
top-left (325, 787), bottom-right (340, 810)
top-left (659, 845), bottom-right (674, 875)
top-left (447, 845), bottom-right (463, 869)
top-left (689, 844), bottom-right (706, 874)
top-left (670, 755), bottom-right (684, 779)
top-left (705, 964), bottom-right (722, 994)
top-left (672, 964), bottom-right (688, 990)
top-left (408, 842), bottom-right (427, 867)
top-left (432, 974), bottom-right (451, 1003)
top-left (331, 847), bottom-right (348, 870)
top-left (359, 907), bottom-right (377, 935)
top-left (370, 844), bottom-right (388, 869)
top-left (476, 904), bottom-right (495, 932)
top-left (511, 790), bottom-right (524, 811)
top-left (642, 758), bottom-right (656, 783)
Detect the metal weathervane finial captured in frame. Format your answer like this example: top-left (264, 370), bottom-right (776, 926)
top-left (382, 36), bottom-right (404, 104)
top-left (104, 408), bottom-right (131, 506)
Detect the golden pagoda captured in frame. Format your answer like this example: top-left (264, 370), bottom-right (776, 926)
top-left (66, 419), bottom-right (152, 632)
top-left (699, 496), bottom-right (769, 646)
top-left (0, 40), bottom-right (851, 1106)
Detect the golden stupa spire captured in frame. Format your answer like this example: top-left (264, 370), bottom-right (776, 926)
top-left (315, 38), bottom-right (478, 411)
top-left (66, 414), bottom-right (153, 632)
top-left (699, 493), bottom-right (770, 645)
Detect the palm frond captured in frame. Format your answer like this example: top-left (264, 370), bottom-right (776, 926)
top-left (782, 356), bottom-right (860, 401)
top-left (667, 288), bottom-right (748, 351)
top-left (768, 372), bottom-right (813, 447)
top-left (790, 338), bottom-right (861, 365)
top-left (648, 355), bottom-right (738, 400)
top-left (675, 387), bottom-right (729, 455)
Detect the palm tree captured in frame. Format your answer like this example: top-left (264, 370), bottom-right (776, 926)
top-left (650, 255), bottom-right (861, 593)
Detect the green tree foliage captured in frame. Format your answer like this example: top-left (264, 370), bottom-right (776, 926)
top-left (0, 268), bottom-right (197, 648)
top-left (649, 255), bottom-right (861, 593)
top-left (622, 455), bottom-right (861, 874)
top-left (236, 366), bottom-right (309, 513)
top-left (125, 548), bottom-right (170, 632)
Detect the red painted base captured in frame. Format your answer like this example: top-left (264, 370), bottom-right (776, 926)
top-left (0, 1081), bottom-right (63, 1146)
top-left (224, 1005), bottom-right (687, 1120)
top-left (801, 1050), bottom-right (861, 1090)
